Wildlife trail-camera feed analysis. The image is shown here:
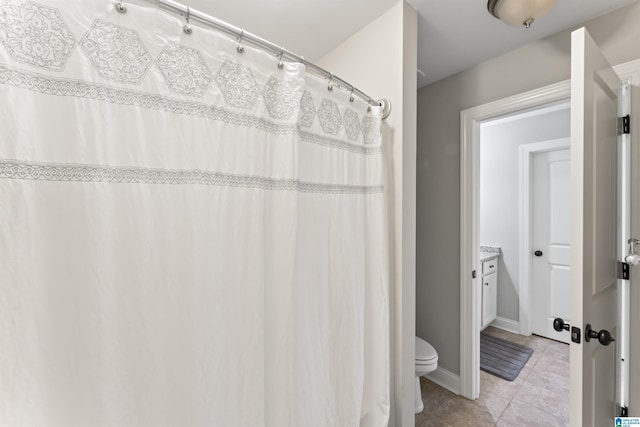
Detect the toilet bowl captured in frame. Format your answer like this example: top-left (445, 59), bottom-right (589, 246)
top-left (415, 336), bottom-right (438, 414)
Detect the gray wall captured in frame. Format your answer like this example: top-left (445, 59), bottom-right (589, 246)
top-left (416, 0), bottom-right (640, 384)
top-left (480, 107), bottom-right (570, 323)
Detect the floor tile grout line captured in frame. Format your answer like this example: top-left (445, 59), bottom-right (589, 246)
top-left (496, 400), bottom-right (515, 426)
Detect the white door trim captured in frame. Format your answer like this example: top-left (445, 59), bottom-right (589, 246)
top-left (518, 138), bottom-right (571, 337)
top-left (611, 59), bottom-right (640, 414)
top-left (459, 80), bottom-right (570, 399)
top-left (459, 58), bottom-right (640, 402)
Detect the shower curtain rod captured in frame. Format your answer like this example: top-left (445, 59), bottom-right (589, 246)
top-left (136, 0), bottom-right (392, 119)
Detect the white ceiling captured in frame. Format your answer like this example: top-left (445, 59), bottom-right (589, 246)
top-left (184, 0), bottom-right (637, 88)
top-left (409, 0), bottom-right (637, 87)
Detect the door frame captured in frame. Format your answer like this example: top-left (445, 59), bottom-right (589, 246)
top-left (611, 57), bottom-right (640, 417)
top-left (460, 80), bottom-right (570, 399)
top-left (459, 59), bottom-right (640, 402)
top-left (519, 137), bottom-right (571, 338)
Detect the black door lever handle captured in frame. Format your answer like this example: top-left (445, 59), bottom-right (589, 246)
top-left (553, 318), bottom-right (569, 332)
top-left (585, 324), bottom-right (615, 346)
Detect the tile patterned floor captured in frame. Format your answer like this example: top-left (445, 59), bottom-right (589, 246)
top-left (415, 327), bottom-right (570, 426)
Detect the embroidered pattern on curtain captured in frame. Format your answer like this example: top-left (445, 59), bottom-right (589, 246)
top-left (0, 0), bottom-right (390, 426)
top-left (0, 0), bottom-right (382, 155)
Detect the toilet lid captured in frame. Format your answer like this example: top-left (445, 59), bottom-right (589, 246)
top-left (415, 336), bottom-right (438, 362)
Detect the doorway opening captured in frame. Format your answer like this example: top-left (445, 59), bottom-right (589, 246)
top-left (477, 102), bottom-right (572, 423)
top-left (459, 80), bottom-right (571, 400)
top-left (479, 102), bottom-right (571, 340)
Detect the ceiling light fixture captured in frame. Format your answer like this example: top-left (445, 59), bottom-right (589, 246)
top-left (487, 0), bottom-right (559, 28)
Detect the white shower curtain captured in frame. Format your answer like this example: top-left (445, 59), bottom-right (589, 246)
top-left (0, 0), bottom-right (389, 426)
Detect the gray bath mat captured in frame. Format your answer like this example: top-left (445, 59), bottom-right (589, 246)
top-left (480, 332), bottom-right (533, 381)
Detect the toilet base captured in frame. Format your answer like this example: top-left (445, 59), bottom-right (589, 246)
top-left (414, 376), bottom-right (424, 414)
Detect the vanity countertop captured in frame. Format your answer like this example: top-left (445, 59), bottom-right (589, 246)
top-left (480, 246), bottom-right (501, 262)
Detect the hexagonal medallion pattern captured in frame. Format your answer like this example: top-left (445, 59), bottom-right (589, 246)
top-left (0, 0), bottom-right (76, 71)
top-left (80, 20), bottom-right (152, 84)
top-left (156, 43), bottom-right (212, 97)
top-left (298, 91), bottom-right (316, 128)
top-left (262, 76), bottom-right (300, 119)
top-left (343, 109), bottom-right (361, 142)
top-left (317, 99), bottom-right (342, 135)
top-left (214, 61), bottom-right (259, 109)
top-left (362, 116), bottom-right (382, 145)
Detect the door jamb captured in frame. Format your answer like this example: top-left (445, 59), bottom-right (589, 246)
top-left (611, 57), bottom-right (640, 417)
top-left (518, 137), bottom-right (571, 337)
top-left (459, 80), bottom-right (571, 400)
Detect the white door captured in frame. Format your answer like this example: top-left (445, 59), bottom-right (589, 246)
top-left (532, 149), bottom-right (571, 343)
top-left (570, 27), bottom-right (623, 427)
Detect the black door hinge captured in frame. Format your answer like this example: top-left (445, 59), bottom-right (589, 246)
top-left (472, 270), bottom-right (476, 279)
top-left (571, 326), bottom-right (581, 344)
top-left (618, 115), bottom-right (630, 135)
top-left (621, 406), bottom-right (628, 417)
top-left (618, 262), bottom-right (630, 280)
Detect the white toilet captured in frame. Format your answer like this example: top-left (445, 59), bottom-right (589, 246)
top-left (415, 336), bottom-right (438, 413)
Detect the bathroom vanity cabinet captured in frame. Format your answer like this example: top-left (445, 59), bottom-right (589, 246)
top-left (481, 256), bottom-right (498, 330)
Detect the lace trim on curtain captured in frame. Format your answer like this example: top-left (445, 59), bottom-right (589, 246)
top-left (0, 160), bottom-right (384, 194)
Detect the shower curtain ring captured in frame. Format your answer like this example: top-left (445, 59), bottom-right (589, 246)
top-left (237, 29), bottom-right (245, 53)
top-left (367, 97), bottom-right (372, 112)
top-left (115, 2), bottom-right (126, 13)
top-left (349, 85), bottom-right (355, 103)
top-left (328, 73), bottom-right (334, 91)
top-left (277, 46), bottom-right (285, 70)
top-left (183, 5), bottom-right (192, 34)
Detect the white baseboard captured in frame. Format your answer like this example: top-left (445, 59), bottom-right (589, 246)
top-left (490, 316), bottom-right (520, 334)
top-left (426, 366), bottom-right (460, 395)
